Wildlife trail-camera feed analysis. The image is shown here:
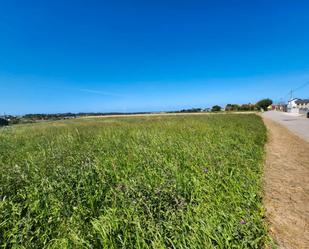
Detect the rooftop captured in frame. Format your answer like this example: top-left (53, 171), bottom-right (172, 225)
top-left (295, 99), bottom-right (309, 104)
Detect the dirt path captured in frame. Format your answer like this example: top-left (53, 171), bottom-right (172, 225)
top-left (263, 117), bottom-right (309, 249)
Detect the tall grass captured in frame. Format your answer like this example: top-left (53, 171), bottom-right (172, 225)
top-left (0, 114), bottom-right (270, 248)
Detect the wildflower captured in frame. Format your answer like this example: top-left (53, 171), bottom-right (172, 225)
top-left (240, 220), bottom-right (246, 225)
top-left (203, 168), bottom-right (209, 174)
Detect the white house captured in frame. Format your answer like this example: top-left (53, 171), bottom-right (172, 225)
top-left (295, 99), bottom-right (309, 114)
top-left (287, 98), bottom-right (309, 114)
top-left (287, 98), bottom-right (300, 113)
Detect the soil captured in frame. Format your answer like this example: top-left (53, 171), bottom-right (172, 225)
top-left (262, 117), bottom-right (309, 249)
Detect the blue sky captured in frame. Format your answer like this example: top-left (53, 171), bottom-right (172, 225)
top-left (0, 0), bottom-right (308, 114)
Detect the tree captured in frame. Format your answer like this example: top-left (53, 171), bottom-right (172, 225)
top-left (225, 104), bottom-right (239, 111)
top-left (0, 118), bottom-right (9, 127)
top-left (239, 103), bottom-right (256, 111)
top-left (211, 105), bottom-right (222, 112)
top-left (256, 98), bottom-right (273, 111)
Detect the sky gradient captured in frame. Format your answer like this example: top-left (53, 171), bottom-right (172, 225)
top-left (1, 0), bottom-right (309, 114)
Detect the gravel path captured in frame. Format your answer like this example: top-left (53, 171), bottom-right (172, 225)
top-left (262, 111), bottom-right (309, 142)
top-left (262, 117), bottom-right (309, 249)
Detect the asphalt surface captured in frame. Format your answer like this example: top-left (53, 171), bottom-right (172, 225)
top-left (262, 111), bottom-right (309, 142)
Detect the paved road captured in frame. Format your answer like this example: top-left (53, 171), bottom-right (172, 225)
top-left (262, 111), bottom-right (309, 142)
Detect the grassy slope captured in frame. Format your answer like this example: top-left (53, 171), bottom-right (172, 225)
top-left (0, 114), bottom-right (270, 248)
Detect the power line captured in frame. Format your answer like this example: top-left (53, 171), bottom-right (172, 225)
top-left (279, 81), bottom-right (309, 103)
top-left (293, 81), bottom-right (309, 92)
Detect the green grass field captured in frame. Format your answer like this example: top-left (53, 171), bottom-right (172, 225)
top-left (0, 114), bottom-right (271, 248)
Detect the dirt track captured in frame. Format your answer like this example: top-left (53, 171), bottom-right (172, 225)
top-left (263, 117), bottom-right (309, 249)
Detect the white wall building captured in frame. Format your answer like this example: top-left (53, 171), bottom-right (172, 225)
top-left (287, 98), bottom-right (309, 114)
top-left (295, 99), bottom-right (309, 114)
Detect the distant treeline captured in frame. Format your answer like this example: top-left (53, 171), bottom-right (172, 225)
top-left (171, 103), bottom-right (257, 113)
top-left (0, 112), bottom-right (154, 126)
top-left (0, 106), bottom-right (254, 126)
top-left (23, 112), bottom-right (153, 120)
top-left (170, 108), bottom-right (207, 113)
top-left (225, 103), bottom-right (256, 111)
top-left (0, 99), bottom-right (272, 127)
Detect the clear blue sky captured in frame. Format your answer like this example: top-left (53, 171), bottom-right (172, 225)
top-left (0, 0), bottom-right (308, 114)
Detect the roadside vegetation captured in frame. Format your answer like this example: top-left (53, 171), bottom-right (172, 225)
top-left (0, 114), bottom-right (271, 248)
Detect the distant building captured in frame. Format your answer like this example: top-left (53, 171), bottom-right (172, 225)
top-left (295, 99), bottom-right (309, 114)
top-left (287, 98), bottom-right (309, 114)
top-left (268, 104), bottom-right (287, 112)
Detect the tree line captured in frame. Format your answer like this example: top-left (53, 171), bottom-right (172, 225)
top-left (0, 99), bottom-right (273, 127)
top-left (0, 112), bottom-right (153, 126)
top-left (173, 99), bottom-right (273, 113)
